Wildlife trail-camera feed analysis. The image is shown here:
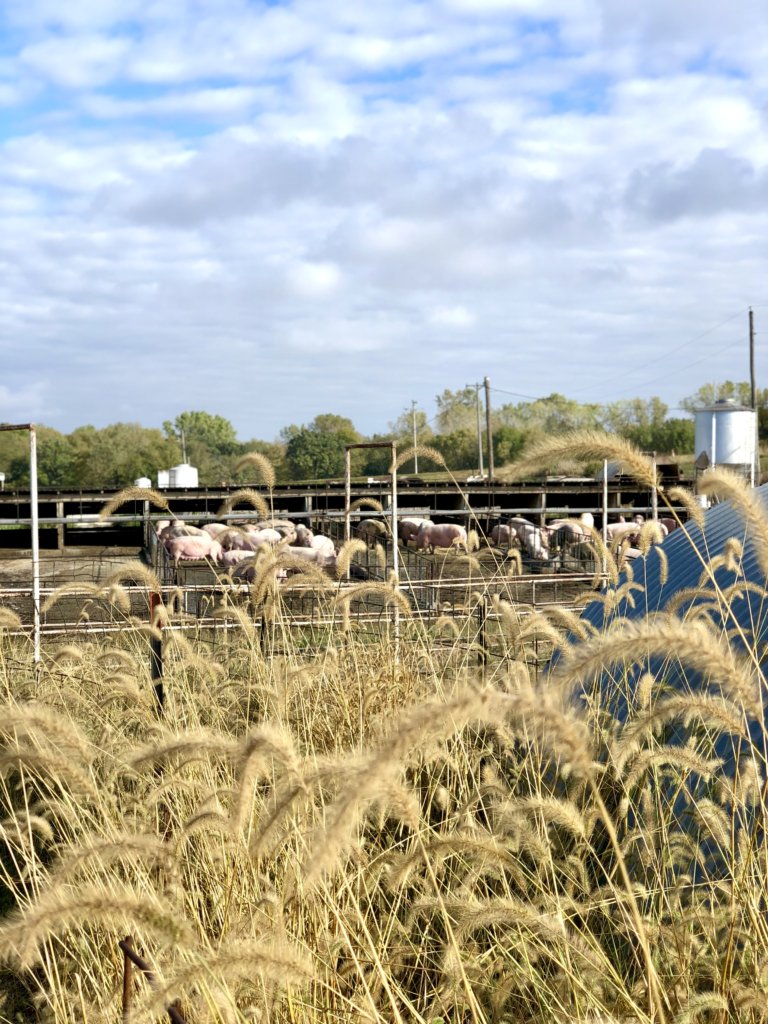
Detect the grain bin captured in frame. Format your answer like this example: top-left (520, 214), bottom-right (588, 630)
top-left (693, 400), bottom-right (757, 479)
top-left (134, 476), bottom-right (152, 488)
top-left (168, 463), bottom-right (199, 488)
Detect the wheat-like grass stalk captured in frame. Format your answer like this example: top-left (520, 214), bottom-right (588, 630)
top-left (389, 445), bottom-right (447, 474)
top-left (0, 885), bottom-right (192, 969)
top-left (140, 937), bottom-right (314, 1018)
top-left (335, 538), bottom-right (368, 577)
top-left (94, 648), bottom-right (138, 672)
top-left (0, 608), bottom-right (22, 630)
top-left (349, 497), bottom-right (385, 513)
top-left (0, 811), bottom-right (55, 848)
top-left (637, 521), bottom-right (665, 554)
top-left (233, 451), bottom-right (276, 489)
top-left (455, 896), bottom-right (606, 972)
top-left (232, 724), bottom-right (302, 831)
top-left (0, 747), bottom-right (101, 803)
top-left (99, 486), bottom-right (169, 519)
top-left (388, 833), bottom-right (527, 889)
top-left (101, 563), bottom-right (162, 594)
top-left (217, 489), bottom-right (270, 520)
top-left (616, 693), bottom-right (750, 760)
top-left (622, 744), bottom-right (722, 793)
top-left (130, 731), bottom-right (238, 771)
top-left (334, 582), bottom-right (413, 618)
top-left (655, 545), bottom-right (669, 586)
top-left (499, 430), bottom-right (658, 491)
top-left (675, 991), bottom-right (729, 1024)
top-left (698, 468), bottom-right (768, 575)
top-left (505, 548), bottom-right (523, 575)
top-left (0, 705), bottom-right (94, 762)
top-left (47, 834), bottom-right (178, 883)
top-left (432, 616), bottom-right (463, 638)
top-left (41, 582), bottom-right (101, 614)
top-left (303, 686), bottom-right (505, 884)
top-left (513, 795), bottom-right (591, 840)
top-left (45, 644), bottom-right (85, 665)
top-left (666, 486), bottom-right (705, 529)
top-left (554, 615), bottom-right (762, 717)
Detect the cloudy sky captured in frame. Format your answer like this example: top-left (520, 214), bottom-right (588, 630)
top-left (1, 0), bottom-right (766, 440)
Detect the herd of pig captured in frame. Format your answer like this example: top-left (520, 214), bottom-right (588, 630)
top-left (156, 510), bottom-right (680, 576)
top-left (488, 511), bottom-right (681, 562)
top-left (361, 512), bottom-right (680, 563)
top-left (155, 519), bottom-right (339, 575)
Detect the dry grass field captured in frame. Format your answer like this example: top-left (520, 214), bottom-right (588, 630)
top-left (0, 438), bottom-right (766, 1024)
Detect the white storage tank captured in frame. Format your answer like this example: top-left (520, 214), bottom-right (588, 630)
top-left (169, 463), bottom-right (199, 488)
top-left (134, 476), bottom-right (152, 488)
top-left (694, 400), bottom-right (757, 474)
top-left (157, 469), bottom-right (170, 489)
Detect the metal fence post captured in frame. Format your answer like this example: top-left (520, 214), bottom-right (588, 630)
top-left (122, 935), bottom-right (134, 1023)
top-left (149, 591), bottom-right (164, 713)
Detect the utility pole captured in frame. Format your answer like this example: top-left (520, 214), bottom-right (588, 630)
top-left (484, 376), bottom-right (494, 481)
top-left (411, 401), bottom-right (419, 474)
top-left (750, 307), bottom-right (756, 409)
top-left (475, 384), bottom-right (484, 477)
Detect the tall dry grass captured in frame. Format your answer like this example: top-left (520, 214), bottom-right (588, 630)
top-left (0, 446), bottom-right (767, 1023)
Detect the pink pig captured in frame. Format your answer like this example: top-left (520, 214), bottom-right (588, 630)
top-left (415, 522), bottom-right (467, 553)
top-left (165, 535), bottom-right (221, 563)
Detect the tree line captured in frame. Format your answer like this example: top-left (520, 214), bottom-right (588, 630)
top-left (1, 382), bottom-right (764, 489)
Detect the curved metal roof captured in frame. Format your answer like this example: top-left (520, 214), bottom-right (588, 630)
top-left (580, 485), bottom-right (768, 643)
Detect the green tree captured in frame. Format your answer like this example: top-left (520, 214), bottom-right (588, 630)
top-left (435, 387), bottom-right (479, 434)
top-left (389, 406), bottom-right (433, 447)
top-left (66, 424), bottom-right (177, 488)
top-left (680, 380), bottom-right (768, 442)
top-left (498, 393), bottom-right (602, 435)
top-left (236, 439), bottom-right (288, 483)
top-left (652, 418), bottom-right (695, 454)
top-left (308, 414), bottom-right (361, 445)
top-left (602, 397), bottom-right (671, 449)
top-left (163, 411), bottom-right (243, 485)
top-left (283, 414), bottom-right (363, 480)
top-left (8, 428), bottom-right (76, 488)
top-left (432, 428), bottom-right (478, 471)
top-left (359, 435), bottom-right (395, 476)
top-left (0, 430), bottom-right (36, 488)
top-left (679, 380), bottom-right (762, 413)
top-left (492, 425), bottom-right (527, 466)
top-left (286, 428), bottom-right (348, 480)
top-left (163, 411), bottom-right (240, 456)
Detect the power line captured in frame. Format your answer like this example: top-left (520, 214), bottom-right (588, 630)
top-left (567, 308), bottom-right (748, 397)
top-left (488, 386), bottom-right (541, 401)
top-left (597, 333), bottom-right (747, 399)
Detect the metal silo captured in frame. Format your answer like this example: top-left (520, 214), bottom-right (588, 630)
top-left (693, 399), bottom-right (757, 481)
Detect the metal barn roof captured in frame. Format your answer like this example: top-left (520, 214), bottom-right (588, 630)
top-left (580, 484), bottom-right (768, 645)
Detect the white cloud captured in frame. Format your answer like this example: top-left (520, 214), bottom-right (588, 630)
top-left (0, 381), bottom-right (50, 424)
top-left (1, 0), bottom-right (766, 439)
top-left (288, 260), bottom-right (343, 298)
top-left (19, 33), bottom-right (131, 89)
top-left (429, 305), bottom-right (475, 328)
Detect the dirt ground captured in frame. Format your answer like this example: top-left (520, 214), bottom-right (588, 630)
top-left (0, 549), bottom-right (148, 626)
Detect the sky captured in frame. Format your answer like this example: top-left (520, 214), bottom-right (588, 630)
top-left (1, 0), bottom-right (767, 442)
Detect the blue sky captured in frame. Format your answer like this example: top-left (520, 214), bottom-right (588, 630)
top-left (1, 0), bottom-right (766, 440)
